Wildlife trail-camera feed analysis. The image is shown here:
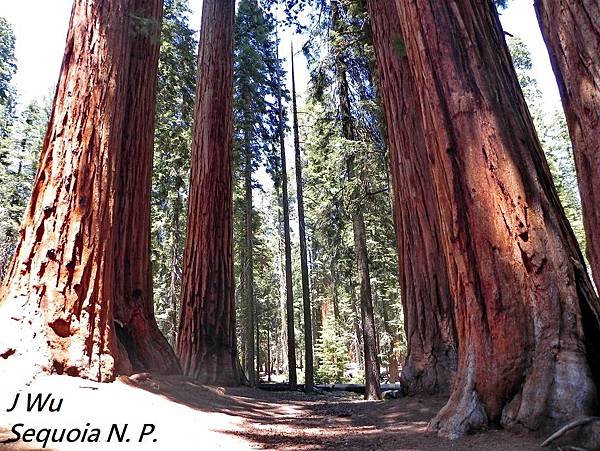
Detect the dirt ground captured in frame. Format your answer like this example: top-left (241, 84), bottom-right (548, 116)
top-left (0, 374), bottom-right (546, 450)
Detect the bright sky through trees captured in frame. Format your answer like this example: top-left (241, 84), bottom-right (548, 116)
top-left (0, 0), bottom-right (560, 113)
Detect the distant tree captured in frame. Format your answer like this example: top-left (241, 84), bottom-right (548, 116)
top-left (315, 313), bottom-right (349, 384)
top-left (151, 0), bottom-right (197, 346)
top-left (0, 99), bottom-right (50, 279)
top-left (0, 17), bottom-right (16, 109)
top-left (232, 0), bottom-right (287, 385)
top-left (290, 45), bottom-right (315, 393)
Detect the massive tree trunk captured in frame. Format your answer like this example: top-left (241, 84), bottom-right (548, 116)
top-left (534, 0), bottom-right (600, 290)
top-left (0, 0), bottom-right (136, 382)
top-left (366, 0), bottom-right (457, 395)
top-left (332, 2), bottom-right (381, 401)
top-left (277, 50), bottom-right (297, 389)
top-left (291, 45), bottom-right (314, 393)
top-left (112, 0), bottom-right (180, 376)
top-left (396, 0), bottom-right (600, 437)
top-left (176, 0), bottom-right (241, 386)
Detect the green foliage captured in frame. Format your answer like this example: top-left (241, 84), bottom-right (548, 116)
top-left (151, 0), bottom-right (197, 344)
top-left (0, 17), bottom-right (16, 106)
top-left (0, 18), bottom-right (51, 278)
top-left (302, 0), bottom-right (403, 380)
top-left (233, 0), bottom-right (287, 180)
top-left (315, 314), bottom-right (349, 383)
top-left (232, 0), bottom-right (289, 375)
top-left (0, 98), bottom-right (51, 279)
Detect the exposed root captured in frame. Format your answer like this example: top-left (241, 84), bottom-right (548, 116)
top-left (541, 416), bottom-right (600, 447)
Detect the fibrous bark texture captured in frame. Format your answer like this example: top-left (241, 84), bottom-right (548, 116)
top-left (396, 0), bottom-right (600, 437)
top-left (0, 0), bottom-right (135, 382)
top-left (534, 0), bottom-right (600, 290)
top-left (366, 0), bottom-right (457, 395)
top-left (113, 0), bottom-right (180, 376)
top-left (176, 0), bottom-right (242, 386)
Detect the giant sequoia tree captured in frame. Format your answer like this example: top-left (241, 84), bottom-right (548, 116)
top-left (365, 0), bottom-right (457, 395)
top-left (534, 0), bottom-right (600, 290)
top-left (112, 0), bottom-right (180, 375)
top-left (0, 0), bottom-right (175, 381)
top-left (176, 0), bottom-right (242, 385)
top-left (395, 0), bottom-right (600, 437)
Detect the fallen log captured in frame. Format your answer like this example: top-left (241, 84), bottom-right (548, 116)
top-left (257, 382), bottom-right (402, 395)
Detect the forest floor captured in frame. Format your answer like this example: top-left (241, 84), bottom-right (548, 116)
top-left (0, 374), bottom-right (545, 450)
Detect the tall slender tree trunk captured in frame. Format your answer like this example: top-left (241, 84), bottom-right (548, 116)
top-left (255, 299), bottom-right (260, 379)
top-left (177, 0), bottom-right (241, 386)
top-left (396, 0), bottom-right (600, 437)
top-left (0, 0), bottom-right (135, 382)
top-left (379, 293), bottom-right (400, 384)
top-left (291, 45), bottom-right (314, 392)
top-left (366, 0), bottom-right (456, 395)
top-left (243, 133), bottom-right (256, 385)
top-left (330, 258), bottom-right (340, 323)
top-left (168, 194), bottom-right (182, 347)
top-left (266, 327), bottom-right (271, 382)
top-left (112, 0), bottom-right (180, 376)
top-left (349, 283), bottom-right (364, 371)
top-left (277, 50), bottom-right (297, 389)
top-left (534, 0), bottom-right (600, 290)
top-left (276, 190), bottom-right (289, 379)
top-left (332, 2), bottom-right (381, 401)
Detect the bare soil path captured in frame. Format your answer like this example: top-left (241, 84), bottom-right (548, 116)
top-left (0, 374), bottom-right (544, 450)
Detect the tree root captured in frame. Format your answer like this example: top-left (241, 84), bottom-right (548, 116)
top-left (541, 416), bottom-right (600, 447)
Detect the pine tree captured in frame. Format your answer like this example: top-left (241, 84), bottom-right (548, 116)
top-left (232, 0), bottom-right (287, 385)
top-left (0, 98), bottom-right (51, 279)
top-left (151, 0), bottom-right (197, 346)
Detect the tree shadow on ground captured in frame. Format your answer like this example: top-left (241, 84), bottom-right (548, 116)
top-left (127, 374), bottom-right (543, 450)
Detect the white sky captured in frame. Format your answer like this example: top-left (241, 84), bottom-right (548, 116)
top-left (0, 0), bottom-right (562, 113)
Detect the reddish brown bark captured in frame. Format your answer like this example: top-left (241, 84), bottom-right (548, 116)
top-left (112, 0), bottom-right (180, 376)
top-left (534, 0), bottom-right (600, 290)
top-left (0, 0), bottom-right (135, 381)
top-left (396, 0), bottom-right (600, 437)
top-left (176, 0), bottom-right (242, 386)
top-left (366, 0), bottom-right (457, 395)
